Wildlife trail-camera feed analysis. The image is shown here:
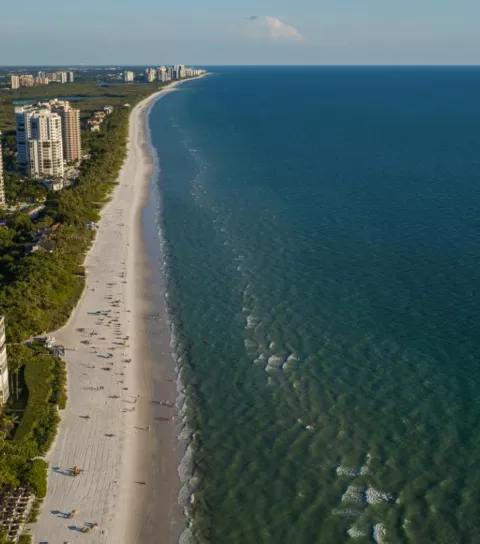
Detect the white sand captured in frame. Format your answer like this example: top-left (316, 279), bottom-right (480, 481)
top-left (32, 80), bottom-right (188, 544)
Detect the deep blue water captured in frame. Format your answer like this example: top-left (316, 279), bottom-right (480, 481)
top-left (149, 67), bottom-right (480, 544)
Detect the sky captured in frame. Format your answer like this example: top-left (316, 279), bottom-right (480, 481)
top-left (0, 0), bottom-right (479, 65)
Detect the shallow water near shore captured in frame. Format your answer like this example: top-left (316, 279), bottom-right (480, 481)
top-left (148, 67), bottom-right (480, 543)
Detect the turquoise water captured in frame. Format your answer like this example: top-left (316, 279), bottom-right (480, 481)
top-left (149, 67), bottom-right (480, 543)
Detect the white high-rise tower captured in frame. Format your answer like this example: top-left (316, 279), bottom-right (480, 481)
top-left (15, 105), bottom-right (64, 178)
top-left (28, 110), bottom-right (64, 178)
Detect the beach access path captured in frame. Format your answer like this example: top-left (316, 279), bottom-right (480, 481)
top-left (32, 80), bottom-right (186, 544)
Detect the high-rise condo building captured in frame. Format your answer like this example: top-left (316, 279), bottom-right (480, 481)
top-left (0, 316), bottom-right (10, 405)
top-left (46, 72), bottom-right (57, 81)
top-left (67, 71), bottom-right (74, 83)
top-left (19, 75), bottom-right (34, 87)
top-left (51, 102), bottom-right (81, 163)
top-left (15, 106), bottom-right (64, 178)
top-left (10, 75), bottom-right (20, 90)
top-left (124, 71), bottom-right (135, 82)
top-left (15, 106), bottom-right (31, 166)
top-left (0, 132), bottom-right (5, 208)
top-left (28, 110), bottom-right (64, 178)
top-left (57, 72), bottom-right (67, 84)
top-left (145, 68), bottom-right (156, 82)
top-left (157, 66), bottom-right (168, 82)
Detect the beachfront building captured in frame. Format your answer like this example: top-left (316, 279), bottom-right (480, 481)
top-left (50, 101), bottom-right (82, 163)
top-left (67, 71), bottom-right (75, 83)
top-left (15, 106), bottom-right (31, 167)
top-left (157, 66), bottom-right (168, 82)
top-left (145, 68), bottom-right (156, 83)
top-left (0, 316), bottom-right (10, 405)
top-left (16, 105), bottom-right (64, 178)
top-left (124, 71), bottom-right (135, 82)
top-left (28, 110), bottom-right (64, 178)
top-left (10, 75), bottom-right (20, 90)
top-left (0, 132), bottom-right (5, 207)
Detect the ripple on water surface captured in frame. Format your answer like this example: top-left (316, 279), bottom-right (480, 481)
top-left (149, 68), bottom-right (480, 543)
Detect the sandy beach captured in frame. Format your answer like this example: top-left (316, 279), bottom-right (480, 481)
top-left (33, 80), bottom-right (188, 544)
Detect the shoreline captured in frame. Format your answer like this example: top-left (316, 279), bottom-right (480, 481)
top-left (32, 78), bottom-right (198, 544)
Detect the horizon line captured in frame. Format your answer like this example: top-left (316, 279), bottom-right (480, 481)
top-left (2, 63), bottom-right (480, 68)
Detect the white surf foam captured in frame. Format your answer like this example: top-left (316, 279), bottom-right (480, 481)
top-left (366, 487), bottom-right (394, 505)
top-left (341, 486), bottom-right (367, 506)
top-left (266, 355), bottom-right (284, 372)
top-left (336, 466), bottom-right (359, 477)
top-left (246, 314), bottom-right (260, 329)
top-left (373, 523), bottom-right (388, 543)
top-left (347, 524), bottom-right (368, 538)
top-left (331, 508), bottom-right (361, 517)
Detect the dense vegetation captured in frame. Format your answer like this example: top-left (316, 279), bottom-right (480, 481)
top-left (0, 79), bottom-right (167, 539)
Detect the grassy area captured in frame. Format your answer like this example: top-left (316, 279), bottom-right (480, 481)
top-left (14, 354), bottom-right (59, 449)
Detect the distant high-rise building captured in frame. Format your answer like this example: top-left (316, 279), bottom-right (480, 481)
top-left (0, 316), bottom-right (9, 405)
top-left (124, 71), bottom-right (135, 82)
top-left (67, 71), bottom-right (74, 83)
top-left (36, 77), bottom-right (49, 85)
top-left (157, 66), bottom-right (168, 82)
top-left (15, 105), bottom-right (64, 178)
top-left (15, 106), bottom-right (31, 166)
top-left (37, 71), bottom-right (46, 79)
top-left (19, 74), bottom-right (34, 87)
top-left (57, 72), bottom-right (67, 84)
top-left (51, 102), bottom-right (81, 163)
top-left (0, 132), bottom-right (5, 208)
top-left (145, 68), bottom-right (156, 83)
top-left (166, 66), bottom-right (174, 80)
top-left (10, 75), bottom-right (20, 90)
top-left (46, 72), bottom-right (57, 81)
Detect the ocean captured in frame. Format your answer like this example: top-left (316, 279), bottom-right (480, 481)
top-left (148, 67), bottom-right (480, 544)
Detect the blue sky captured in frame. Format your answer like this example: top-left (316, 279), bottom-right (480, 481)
top-left (0, 0), bottom-right (478, 65)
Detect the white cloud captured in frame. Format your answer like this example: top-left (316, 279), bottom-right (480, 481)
top-left (244, 16), bottom-right (305, 42)
top-left (264, 16), bottom-right (304, 42)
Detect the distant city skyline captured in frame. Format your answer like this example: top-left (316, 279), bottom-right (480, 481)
top-left (1, 0), bottom-right (479, 65)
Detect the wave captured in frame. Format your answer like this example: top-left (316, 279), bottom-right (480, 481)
top-left (147, 103), bottom-right (209, 543)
